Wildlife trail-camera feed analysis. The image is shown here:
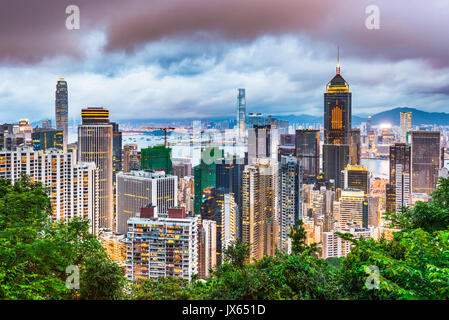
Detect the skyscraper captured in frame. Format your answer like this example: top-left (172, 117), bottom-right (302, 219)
top-left (111, 122), bottom-right (122, 181)
top-left (343, 165), bottom-right (370, 195)
top-left (323, 53), bottom-right (352, 187)
top-left (55, 79), bottom-right (68, 151)
top-left (324, 56), bottom-right (352, 145)
top-left (295, 129), bottom-right (320, 183)
top-left (278, 155), bottom-right (303, 252)
top-left (78, 107), bottom-right (114, 230)
top-left (411, 131), bottom-right (440, 194)
top-left (248, 124), bottom-right (271, 164)
top-left (388, 143), bottom-right (411, 213)
top-left (350, 129), bottom-right (361, 165)
top-left (323, 144), bottom-right (350, 189)
top-left (400, 112), bottom-right (412, 143)
top-left (237, 88), bottom-right (246, 139)
top-left (116, 170), bottom-right (178, 234)
top-left (32, 128), bottom-right (63, 151)
top-left (241, 158), bottom-right (277, 260)
top-left (0, 147), bottom-right (98, 233)
top-left (221, 193), bottom-right (237, 250)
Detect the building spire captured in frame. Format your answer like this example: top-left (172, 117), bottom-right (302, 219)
top-left (336, 46), bottom-right (341, 75)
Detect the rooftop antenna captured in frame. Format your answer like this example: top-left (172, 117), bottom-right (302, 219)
top-left (336, 46), bottom-right (341, 75)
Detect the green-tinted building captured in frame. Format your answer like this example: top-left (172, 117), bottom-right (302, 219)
top-left (32, 128), bottom-right (63, 151)
top-left (141, 146), bottom-right (172, 174)
top-left (194, 147), bottom-right (223, 215)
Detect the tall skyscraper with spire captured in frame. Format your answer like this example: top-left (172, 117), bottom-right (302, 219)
top-left (55, 79), bottom-right (68, 151)
top-left (237, 88), bottom-right (246, 139)
top-left (323, 49), bottom-right (351, 188)
top-left (324, 49), bottom-right (352, 145)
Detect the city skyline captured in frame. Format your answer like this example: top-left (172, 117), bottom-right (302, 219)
top-left (1, 1), bottom-right (449, 122)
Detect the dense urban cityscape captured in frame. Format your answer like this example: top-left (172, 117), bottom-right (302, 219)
top-left (1, 1), bottom-right (449, 307)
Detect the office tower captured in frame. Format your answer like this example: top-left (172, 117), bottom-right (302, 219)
top-left (411, 131), bottom-right (441, 194)
top-left (338, 189), bottom-right (366, 229)
top-left (141, 146), bottom-right (172, 174)
top-left (41, 119), bottom-right (52, 128)
top-left (55, 79), bottom-right (68, 151)
top-left (197, 219), bottom-right (217, 279)
top-left (78, 107), bottom-right (114, 230)
top-left (32, 128), bottom-right (63, 151)
top-left (221, 193), bottom-right (237, 250)
top-left (112, 122), bottom-right (122, 181)
top-left (280, 134), bottom-right (295, 146)
top-left (278, 155), bottom-right (303, 252)
top-left (241, 158), bottom-right (277, 260)
top-left (366, 116), bottom-right (372, 133)
top-left (248, 113), bottom-right (265, 127)
top-left (350, 129), bottom-right (361, 165)
top-left (266, 115), bottom-right (289, 131)
top-left (295, 129), bottom-right (320, 183)
top-left (388, 143), bottom-right (411, 213)
top-left (323, 144), bottom-right (350, 189)
top-left (343, 165), bottom-right (370, 195)
top-left (179, 176), bottom-right (195, 213)
top-left (126, 207), bottom-right (198, 281)
top-left (236, 88), bottom-right (246, 139)
top-left (116, 170), bottom-right (177, 234)
top-left (123, 143), bottom-right (141, 172)
top-left (324, 56), bottom-right (352, 145)
top-left (0, 147), bottom-right (98, 233)
top-left (248, 124), bottom-right (271, 164)
top-left (400, 112), bottom-right (412, 143)
top-left (193, 147), bottom-right (223, 215)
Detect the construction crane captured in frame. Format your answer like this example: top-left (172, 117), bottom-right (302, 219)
top-left (141, 127), bottom-right (175, 147)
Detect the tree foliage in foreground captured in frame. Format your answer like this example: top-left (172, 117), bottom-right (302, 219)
top-left (0, 176), bottom-right (125, 299)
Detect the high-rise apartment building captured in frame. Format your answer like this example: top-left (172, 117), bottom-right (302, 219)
top-left (0, 147), bottom-right (98, 233)
top-left (411, 131), bottom-right (440, 194)
top-left (198, 219), bottom-right (217, 279)
top-left (78, 107), bottom-right (114, 230)
top-left (221, 193), bottom-right (237, 250)
top-left (295, 129), bottom-right (320, 183)
top-left (55, 79), bottom-right (68, 151)
top-left (126, 208), bottom-right (198, 281)
top-left (116, 170), bottom-right (177, 235)
top-left (241, 158), bottom-right (277, 260)
top-left (278, 155), bottom-right (302, 252)
top-left (237, 88), bottom-right (246, 139)
top-left (400, 112), bottom-right (412, 143)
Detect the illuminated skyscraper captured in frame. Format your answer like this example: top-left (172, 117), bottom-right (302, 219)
top-left (411, 131), bottom-right (440, 194)
top-left (237, 88), bottom-right (246, 139)
top-left (343, 165), bottom-right (369, 195)
top-left (295, 129), bottom-right (320, 183)
top-left (111, 122), bottom-right (122, 181)
top-left (400, 112), bottom-right (412, 143)
top-left (55, 79), bottom-right (68, 151)
top-left (78, 107), bottom-right (114, 230)
top-left (221, 193), bottom-right (237, 250)
top-left (324, 54), bottom-right (352, 145)
top-left (241, 158), bottom-right (277, 260)
top-left (278, 155), bottom-right (302, 252)
top-left (32, 128), bottom-right (63, 151)
top-left (388, 143), bottom-right (411, 213)
top-left (323, 52), bottom-right (352, 187)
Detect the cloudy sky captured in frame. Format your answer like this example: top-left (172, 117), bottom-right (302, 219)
top-left (0, 0), bottom-right (448, 123)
